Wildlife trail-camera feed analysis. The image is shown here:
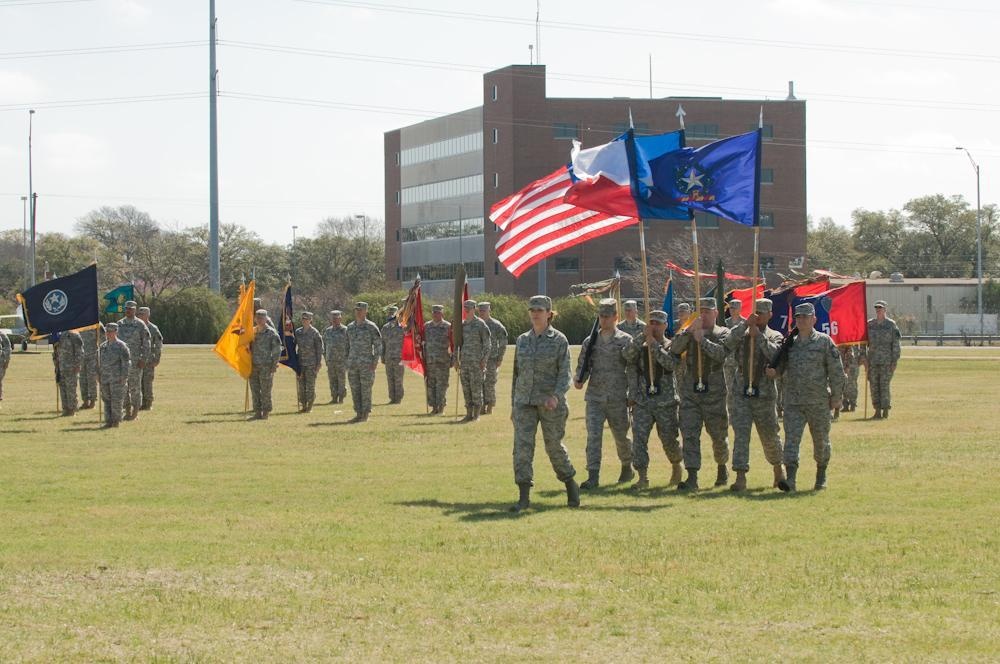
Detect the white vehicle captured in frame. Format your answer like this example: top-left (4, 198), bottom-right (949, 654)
top-left (1, 306), bottom-right (33, 351)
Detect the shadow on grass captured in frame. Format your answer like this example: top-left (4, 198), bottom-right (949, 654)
top-left (61, 425), bottom-right (110, 432)
top-left (0, 428), bottom-right (36, 434)
top-left (11, 414), bottom-right (62, 422)
top-left (308, 420), bottom-right (368, 427)
top-left (398, 498), bottom-right (672, 521)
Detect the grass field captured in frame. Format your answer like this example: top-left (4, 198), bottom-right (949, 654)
top-left (1, 344), bottom-right (998, 662)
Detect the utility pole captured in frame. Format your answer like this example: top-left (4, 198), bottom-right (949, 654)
top-left (28, 109), bottom-right (36, 286)
top-left (956, 147), bottom-right (983, 339)
top-left (21, 195), bottom-right (27, 286)
top-left (208, 0), bottom-right (221, 292)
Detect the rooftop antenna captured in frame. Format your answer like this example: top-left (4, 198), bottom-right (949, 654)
top-left (649, 53), bottom-right (653, 99)
top-left (529, 43), bottom-right (534, 65)
top-left (535, 0), bottom-right (542, 65)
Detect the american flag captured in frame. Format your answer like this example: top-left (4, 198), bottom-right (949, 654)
top-left (490, 167), bottom-right (638, 278)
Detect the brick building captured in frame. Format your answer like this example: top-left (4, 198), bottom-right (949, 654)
top-left (384, 65), bottom-right (807, 299)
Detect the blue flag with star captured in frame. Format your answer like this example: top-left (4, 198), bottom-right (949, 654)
top-left (15, 264), bottom-right (99, 340)
top-left (645, 129), bottom-right (762, 226)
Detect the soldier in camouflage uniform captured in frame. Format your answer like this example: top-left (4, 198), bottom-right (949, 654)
top-left (671, 302), bottom-right (692, 338)
top-left (723, 299), bottom-right (785, 491)
top-left (345, 301), bottom-right (381, 422)
top-left (625, 310), bottom-right (683, 489)
top-left (617, 299), bottom-right (646, 338)
top-left (574, 298), bottom-right (633, 489)
top-left (54, 329), bottom-right (83, 415)
top-left (723, 298), bottom-right (743, 417)
top-left (136, 307), bottom-right (162, 411)
top-left (116, 301), bottom-right (151, 421)
top-left (839, 345), bottom-right (860, 412)
top-left (381, 305), bottom-right (405, 404)
top-left (478, 301), bottom-right (507, 415)
top-left (323, 310), bottom-right (349, 404)
top-left (422, 305), bottom-right (452, 414)
top-left (458, 299), bottom-right (491, 422)
top-left (249, 309), bottom-right (282, 420)
top-left (0, 330), bottom-right (12, 401)
top-left (294, 311), bottom-right (324, 412)
top-left (861, 300), bottom-right (901, 419)
top-left (509, 295), bottom-right (580, 513)
top-left (767, 302), bottom-right (845, 491)
top-left (99, 323), bottom-right (130, 428)
top-left (669, 297), bottom-right (731, 490)
top-left (77, 324), bottom-right (104, 409)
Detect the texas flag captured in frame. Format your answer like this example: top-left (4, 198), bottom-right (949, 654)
top-left (564, 130), bottom-right (690, 221)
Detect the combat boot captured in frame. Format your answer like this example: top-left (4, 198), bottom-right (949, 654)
top-left (509, 483), bottom-right (531, 513)
top-left (580, 470), bottom-right (600, 490)
top-left (460, 407), bottom-right (474, 423)
top-left (471, 405), bottom-right (481, 421)
top-left (668, 462), bottom-right (683, 486)
top-left (814, 464), bottom-right (828, 490)
top-left (678, 469), bottom-right (699, 491)
top-left (872, 408), bottom-right (883, 420)
top-left (565, 479), bottom-right (581, 507)
top-left (730, 470), bottom-right (747, 492)
top-left (714, 464), bottom-right (729, 487)
top-left (881, 408), bottom-right (889, 419)
top-left (617, 463), bottom-right (634, 483)
top-left (260, 411), bottom-right (269, 420)
top-left (772, 463), bottom-right (785, 488)
top-left (631, 467), bottom-right (649, 491)
top-left (778, 465), bottom-right (797, 492)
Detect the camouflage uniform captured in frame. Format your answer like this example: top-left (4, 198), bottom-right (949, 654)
top-left (0, 331), bottom-right (11, 400)
top-left (575, 328), bottom-right (633, 473)
top-left (840, 346), bottom-right (860, 410)
top-left (116, 315), bottom-right (151, 415)
top-left (670, 324), bottom-right (731, 472)
top-left (78, 325), bottom-right (103, 406)
top-left (249, 325), bottom-right (282, 417)
top-left (511, 324), bottom-right (576, 485)
top-left (99, 335), bottom-right (130, 426)
top-left (617, 318), bottom-right (646, 339)
top-left (625, 337), bottom-right (682, 470)
top-left (294, 324), bottom-right (324, 409)
top-left (55, 330), bottom-right (83, 413)
top-left (775, 328), bottom-right (845, 470)
top-left (863, 316), bottom-right (901, 414)
top-left (346, 318), bottom-right (381, 418)
top-left (323, 322), bottom-right (349, 403)
top-left (423, 318), bottom-right (452, 411)
top-left (724, 312), bottom-right (743, 415)
top-left (381, 319), bottom-right (406, 403)
top-left (459, 312), bottom-right (491, 414)
top-left (481, 316), bottom-right (508, 409)
top-left (724, 318), bottom-right (784, 473)
top-left (140, 320), bottom-right (163, 409)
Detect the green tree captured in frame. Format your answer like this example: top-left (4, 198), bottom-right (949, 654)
top-left (805, 217), bottom-right (861, 276)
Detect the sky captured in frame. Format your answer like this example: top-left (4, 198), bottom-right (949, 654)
top-left (1, 0), bottom-right (998, 247)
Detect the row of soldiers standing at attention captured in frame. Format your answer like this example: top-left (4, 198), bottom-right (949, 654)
top-left (245, 298), bottom-right (509, 424)
top-left (37, 300), bottom-right (163, 427)
top-left (508, 294), bottom-right (901, 512)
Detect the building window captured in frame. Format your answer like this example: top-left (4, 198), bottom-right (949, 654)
top-left (395, 229), bottom-right (400, 242)
top-left (395, 191), bottom-right (400, 205)
top-left (494, 261), bottom-right (499, 275)
top-left (927, 295), bottom-right (933, 313)
top-left (761, 256), bottom-right (775, 269)
top-left (555, 256), bottom-right (579, 273)
top-left (395, 267), bottom-right (400, 281)
top-left (400, 132), bottom-right (483, 167)
top-left (492, 128), bottom-right (499, 144)
top-left (493, 173), bottom-right (499, 188)
top-left (553, 122), bottom-right (578, 140)
top-left (401, 217), bottom-right (485, 242)
top-left (400, 174), bottom-right (484, 205)
top-left (695, 212), bottom-right (719, 229)
top-left (402, 262), bottom-right (485, 281)
top-left (759, 212), bottom-right (774, 228)
top-left (761, 168), bottom-right (774, 184)
top-left (492, 85), bottom-right (498, 101)
top-left (688, 124), bottom-right (719, 139)
top-left (394, 151), bottom-right (400, 166)
top-left (612, 122), bottom-right (649, 136)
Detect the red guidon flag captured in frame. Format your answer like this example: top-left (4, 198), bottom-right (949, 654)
top-left (398, 277), bottom-right (426, 376)
top-left (491, 166), bottom-right (638, 278)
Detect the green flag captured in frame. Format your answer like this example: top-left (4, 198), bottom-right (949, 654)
top-left (103, 284), bottom-right (134, 314)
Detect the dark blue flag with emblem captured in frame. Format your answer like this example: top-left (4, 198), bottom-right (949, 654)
top-left (103, 283), bottom-right (135, 314)
top-left (278, 283), bottom-right (300, 375)
top-left (16, 264), bottom-right (99, 339)
top-left (645, 129), bottom-right (762, 226)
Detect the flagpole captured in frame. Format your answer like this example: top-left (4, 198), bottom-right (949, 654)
top-left (746, 225), bottom-right (761, 397)
top-left (244, 379), bottom-right (250, 414)
top-left (637, 222), bottom-right (656, 392)
top-left (690, 218), bottom-right (705, 391)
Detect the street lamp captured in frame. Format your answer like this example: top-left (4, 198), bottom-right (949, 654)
top-left (354, 213), bottom-right (367, 243)
top-left (28, 109), bottom-right (36, 286)
top-left (292, 225), bottom-right (298, 246)
top-left (955, 146), bottom-right (983, 339)
top-left (20, 195), bottom-right (27, 286)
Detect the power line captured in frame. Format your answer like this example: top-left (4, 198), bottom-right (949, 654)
top-left (0, 40), bottom-right (207, 60)
top-left (0, 91), bottom-right (207, 111)
top-left (293, 0), bottom-right (1000, 64)
top-left (0, 0), bottom-right (96, 7)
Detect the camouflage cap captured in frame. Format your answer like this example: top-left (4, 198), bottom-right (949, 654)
top-left (301, 311), bottom-right (314, 319)
top-left (728, 298), bottom-right (742, 308)
top-left (124, 300), bottom-right (137, 308)
top-left (699, 297), bottom-right (717, 310)
top-left (648, 310), bottom-right (669, 324)
top-left (355, 301), bottom-right (368, 310)
top-left (386, 305), bottom-right (398, 315)
top-left (754, 298), bottom-right (773, 313)
top-left (255, 308), bottom-right (269, 316)
top-left (677, 302), bottom-right (692, 312)
top-left (105, 322), bottom-right (119, 331)
top-left (794, 302), bottom-right (815, 317)
top-left (137, 306), bottom-right (150, 314)
top-left (477, 301), bottom-right (491, 310)
top-left (431, 304), bottom-right (444, 313)
top-left (598, 298), bottom-right (617, 316)
top-left (528, 295), bottom-right (552, 310)
top-left (874, 300), bottom-right (887, 308)
top-left (623, 299), bottom-right (638, 311)
top-left (463, 299), bottom-right (477, 309)
top-left (329, 310), bottom-right (342, 317)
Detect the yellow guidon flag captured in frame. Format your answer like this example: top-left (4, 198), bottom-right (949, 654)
top-left (213, 280), bottom-right (257, 379)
